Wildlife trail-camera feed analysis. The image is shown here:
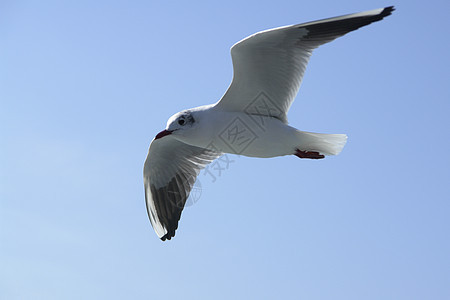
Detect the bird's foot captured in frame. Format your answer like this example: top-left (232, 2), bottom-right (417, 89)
top-left (294, 149), bottom-right (325, 159)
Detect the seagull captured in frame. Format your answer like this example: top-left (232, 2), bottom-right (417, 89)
top-left (144, 6), bottom-right (394, 241)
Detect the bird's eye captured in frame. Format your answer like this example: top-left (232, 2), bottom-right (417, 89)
top-left (178, 119), bottom-right (185, 126)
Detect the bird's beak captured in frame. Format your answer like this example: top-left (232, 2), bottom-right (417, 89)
top-left (155, 129), bottom-right (174, 140)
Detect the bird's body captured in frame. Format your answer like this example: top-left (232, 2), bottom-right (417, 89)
top-left (170, 106), bottom-right (297, 157)
top-left (144, 6), bottom-right (395, 240)
top-left (169, 106), bottom-right (345, 158)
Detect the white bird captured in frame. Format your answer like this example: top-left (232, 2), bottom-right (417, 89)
top-left (144, 6), bottom-right (394, 241)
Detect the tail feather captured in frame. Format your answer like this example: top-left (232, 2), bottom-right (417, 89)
top-left (295, 130), bottom-right (347, 156)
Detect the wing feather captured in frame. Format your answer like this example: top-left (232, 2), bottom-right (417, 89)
top-left (215, 6), bottom-right (394, 122)
top-left (144, 136), bottom-right (221, 240)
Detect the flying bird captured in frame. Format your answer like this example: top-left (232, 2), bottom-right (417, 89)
top-left (144, 6), bottom-right (394, 241)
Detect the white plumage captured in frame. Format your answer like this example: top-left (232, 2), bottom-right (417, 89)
top-left (144, 6), bottom-right (394, 240)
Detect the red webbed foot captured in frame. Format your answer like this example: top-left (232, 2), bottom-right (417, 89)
top-left (294, 149), bottom-right (325, 159)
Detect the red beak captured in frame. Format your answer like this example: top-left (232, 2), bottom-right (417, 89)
top-left (155, 129), bottom-right (173, 140)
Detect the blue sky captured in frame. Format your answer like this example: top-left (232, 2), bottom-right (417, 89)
top-left (1, 0), bottom-right (449, 299)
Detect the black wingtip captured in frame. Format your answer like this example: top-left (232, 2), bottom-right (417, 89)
top-left (160, 231), bottom-right (175, 241)
top-left (381, 6), bottom-right (395, 18)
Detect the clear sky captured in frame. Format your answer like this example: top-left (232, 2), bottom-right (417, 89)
top-left (1, 1), bottom-right (449, 299)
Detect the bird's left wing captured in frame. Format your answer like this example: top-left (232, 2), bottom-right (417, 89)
top-left (144, 135), bottom-right (221, 241)
top-left (215, 6), bottom-right (394, 123)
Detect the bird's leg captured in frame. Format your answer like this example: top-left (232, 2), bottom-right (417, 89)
top-left (294, 149), bottom-right (325, 159)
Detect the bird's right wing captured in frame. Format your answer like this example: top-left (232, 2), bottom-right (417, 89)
top-left (144, 135), bottom-right (221, 241)
top-left (215, 6), bottom-right (394, 123)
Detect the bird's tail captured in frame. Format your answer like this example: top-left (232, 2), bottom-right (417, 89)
top-left (295, 130), bottom-right (348, 156)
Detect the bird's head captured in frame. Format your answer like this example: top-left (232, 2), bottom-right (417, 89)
top-left (155, 110), bottom-right (196, 140)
